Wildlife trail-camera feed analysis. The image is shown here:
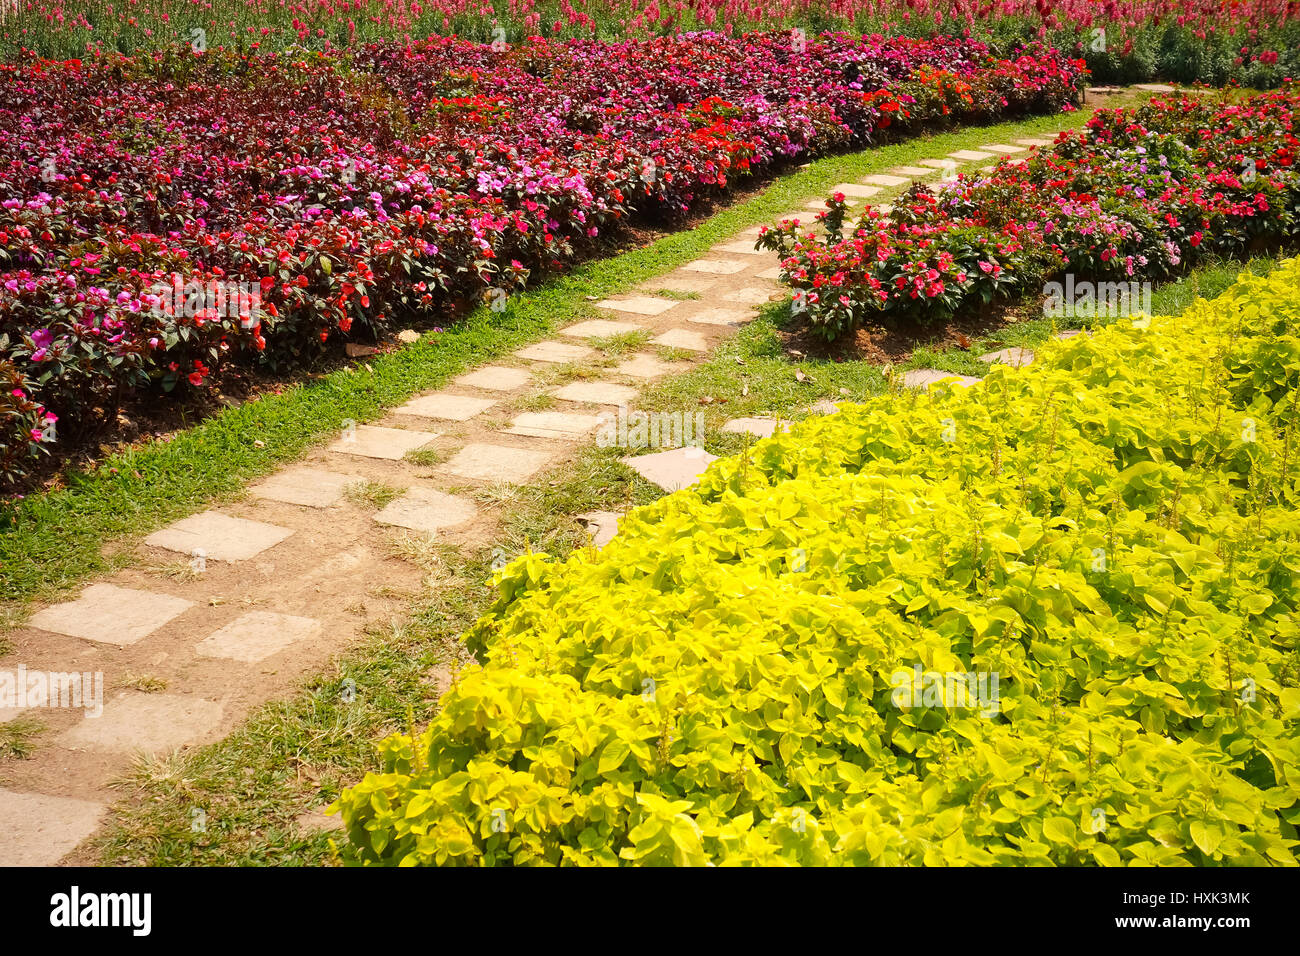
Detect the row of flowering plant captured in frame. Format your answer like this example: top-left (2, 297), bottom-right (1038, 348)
top-left (760, 85), bottom-right (1300, 338)
top-left (0, 32), bottom-right (1085, 484)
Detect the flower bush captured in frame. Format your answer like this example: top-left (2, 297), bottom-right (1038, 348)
top-left (762, 85), bottom-right (1300, 338)
top-left (334, 257), bottom-right (1300, 866)
top-left (0, 33), bottom-right (1084, 484)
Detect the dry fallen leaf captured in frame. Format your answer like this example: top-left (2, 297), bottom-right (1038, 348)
top-left (795, 369), bottom-right (809, 383)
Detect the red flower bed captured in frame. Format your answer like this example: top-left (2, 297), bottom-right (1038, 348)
top-left (0, 32), bottom-right (1084, 482)
top-left (761, 86), bottom-right (1300, 338)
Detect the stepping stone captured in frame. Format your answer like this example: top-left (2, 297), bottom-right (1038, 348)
top-left (862, 174), bottom-right (908, 187)
top-left (651, 329), bottom-right (709, 352)
top-left (1135, 83), bottom-right (1176, 92)
top-left (614, 354), bottom-right (688, 380)
top-left (29, 584), bottom-right (193, 648)
top-left (454, 365), bottom-right (533, 392)
top-left (441, 443), bottom-right (554, 483)
top-left (902, 369), bottom-right (983, 390)
top-left (919, 158), bottom-right (956, 170)
top-left (553, 381), bottom-right (639, 406)
top-left (396, 393), bottom-right (497, 421)
top-left (755, 267), bottom-right (784, 281)
top-left (891, 165), bottom-right (938, 176)
top-left (0, 789), bottom-right (106, 866)
top-left (981, 144), bottom-right (1025, 154)
top-left (60, 693), bottom-right (223, 754)
top-left (622, 447), bottom-right (718, 492)
top-left (576, 511), bottom-right (623, 548)
top-left (805, 198), bottom-right (859, 212)
top-left (979, 346), bottom-right (1035, 367)
top-left (682, 259), bottom-right (748, 275)
top-left (651, 275), bottom-right (718, 294)
top-left (978, 166), bottom-right (998, 174)
top-left (1016, 137), bottom-right (1056, 147)
top-left (514, 341), bottom-right (594, 364)
top-left (687, 307), bottom-right (753, 327)
top-left (721, 417), bottom-right (789, 439)
top-left (948, 149), bottom-right (994, 162)
top-left (146, 511), bottom-right (293, 562)
top-left (504, 411), bottom-right (605, 440)
top-left (560, 319), bottom-right (644, 338)
top-left (723, 286), bottom-right (776, 306)
top-left (373, 487), bottom-right (477, 535)
top-left (1055, 329), bottom-right (1086, 340)
top-left (195, 610), bottom-right (323, 664)
top-left (329, 424), bottom-right (436, 460)
top-left (593, 296), bottom-right (676, 316)
top-left (712, 240), bottom-right (768, 255)
top-left (251, 466), bottom-right (353, 508)
top-left (832, 183), bottom-right (882, 198)
top-left (809, 399), bottom-right (841, 416)
top-left (736, 225), bottom-right (765, 238)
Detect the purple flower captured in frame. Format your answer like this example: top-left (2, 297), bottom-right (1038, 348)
top-left (30, 328), bottom-right (54, 349)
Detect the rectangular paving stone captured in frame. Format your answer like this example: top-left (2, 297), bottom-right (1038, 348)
top-left (682, 259), bottom-right (749, 275)
top-left (721, 417), bottom-right (790, 439)
top-left (687, 307), bottom-right (754, 327)
top-left (396, 393), bottom-right (498, 421)
top-left (594, 295), bottom-right (677, 316)
top-left (553, 381), bottom-right (640, 406)
top-left (902, 369), bottom-right (983, 390)
top-left (454, 365), bottom-right (534, 392)
top-left (60, 693), bottom-right (223, 754)
top-left (504, 411), bottom-right (605, 440)
top-left (146, 511), bottom-right (294, 562)
top-left (374, 487), bottom-right (478, 535)
top-left (195, 611), bottom-right (323, 664)
top-left (576, 511), bottom-right (623, 549)
top-left (832, 183), bottom-right (882, 198)
top-left (862, 174), bottom-right (908, 187)
top-left (251, 466), bottom-right (353, 508)
top-left (614, 354), bottom-right (689, 380)
top-left (755, 266), bottom-right (784, 281)
top-left (29, 583), bottom-right (193, 648)
top-left (651, 275), bottom-right (719, 295)
top-left (441, 443), bottom-right (555, 483)
top-left (651, 329), bottom-right (710, 352)
top-left (622, 446), bottom-right (718, 492)
top-left (1016, 137), bottom-right (1056, 147)
top-left (560, 319), bottom-right (645, 338)
top-left (891, 165), bottom-right (939, 176)
top-left (711, 240), bottom-right (768, 255)
top-left (0, 789), bottom-right (106, 866)
top-left (514, 341), bottom-right (595, 363)
top-left (948, 149), bottom-right (994, 161)
top-left (979, 346), bottom-right (1035, 367)
top-left (722, 286), bottom-right (777, 306)
top-left (329, 424), bottom-right (437, 461)
top-left (919, 158), bottom-right (958, 170)
top-left (981, 144), bottom-right (1026, 154)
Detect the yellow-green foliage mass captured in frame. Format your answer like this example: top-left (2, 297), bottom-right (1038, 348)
top-left (336, 260), bottom-right (1300, 866)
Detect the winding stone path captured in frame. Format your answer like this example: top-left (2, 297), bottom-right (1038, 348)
top-left (2, 108), bottom-right (1086, 866)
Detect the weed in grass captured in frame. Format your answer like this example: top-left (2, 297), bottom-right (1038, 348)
top-left (510, 392), bottom-right (557, 413)
top-left (118, 673), bottom-right (169, 693)
top-left (0, 716), bottom-right (45, 759)
top-left (402, 448), bottom-right (445, 468)
top-left (590, 330), bottom-right (651, 356)
top-left (344, 480), bottom-right (404, 510)
top-left (651, 289), bottom-right (703, 301)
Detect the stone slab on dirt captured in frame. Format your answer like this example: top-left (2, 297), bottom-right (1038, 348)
top-left (59, 693), bottom-right (224, 754)
top-left (614, 354), bottom-right (690, 380)
top-left (396, 393), bottom-right (498, 421)
top-left (514, 341), bottom-right (595, 363)
top-left (441, 443), bottom-right (555, 483)
top-left (504, 411), bottom-right (605, 440)
top-left (553, 382), bottom-right (640, 407)
top-left (454, 366), bottom-right (534, 391)
top-left (0, 789), bottom-right (106, 866)
top-left (686, 307), bottom-right (754, 327)
top-left (29, 583), bottom-right (194, 648)
top-left (593, 296), bottom-right (678, 316)
top-left (576, 511), bottom-right (623, 548)
top-left (146, 511), bottom-right (295, 562)
top-left (651, 328), bottom-right (710, 352)
top-left (721, 417), bottom-right (790, 439)
top-left (373, 487), bottom-right (478, 535)
top-left (561, 319), bottom-right (645, 338)
top-left (902, 369), bottom-right (983, 390)
top-left (195, 610), bottom-right (324, 664)
top-left (682, 259), bottom-right (749, 275)
top-left (251, 466), bottom-right (354, 508)
top-left (328, 424), bottom-right (437, 461)
top-left (622, 446), bottom-right (718, 492)
top-left (979, 346), bottom-right (1035, 367)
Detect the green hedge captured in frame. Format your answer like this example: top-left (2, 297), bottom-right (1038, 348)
top-left (336, 259), bottom-right (1300, 866)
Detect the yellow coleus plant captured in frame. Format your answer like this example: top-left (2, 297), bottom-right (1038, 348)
top-left (334, 259), bottom-right (1300, 866)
